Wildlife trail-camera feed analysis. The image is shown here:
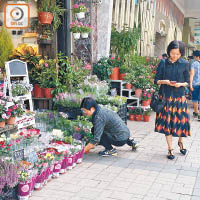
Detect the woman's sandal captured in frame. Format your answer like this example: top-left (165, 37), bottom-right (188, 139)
top-left (167, 149), bottom-right (175, 160)
top-left (178, 142), bottom-right (187, 155)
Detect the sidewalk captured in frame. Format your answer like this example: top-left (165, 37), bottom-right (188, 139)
top-left (32, 101), bottom-right (200, 200)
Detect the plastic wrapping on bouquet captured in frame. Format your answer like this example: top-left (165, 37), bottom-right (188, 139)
top-left (60, 157), bottom-right (67, 174)
top-left (34, 173), bottom-right (44, 190)
top-left (77, 148), bottom-right (84, 164)
top-left (53, 161), bottom-right (62, 178)
top-left (66, 155), bottom-right (74, 170)
top-left (18, 180), bottom-right (32, 200)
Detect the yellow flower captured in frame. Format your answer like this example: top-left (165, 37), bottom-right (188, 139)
top-left (10, 134), bottom-right (16, 139)
top-left (39, 59), bottom-right (44, 65)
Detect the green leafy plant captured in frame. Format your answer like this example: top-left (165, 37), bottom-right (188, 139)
top-left (93, 57), bottom-right (113, 81)
top-left (0, 27), bottom-right (13, 71)
top-left (134, 107), bottom-right (144, 115)
top-left (110, 25), bottom-right (140, 58)
top-left (119, 64), bottom-right (130, 73)
top-left (144, 108), bottom-right (152, 116)
top-left (80, 25), bottom-right (93, 33)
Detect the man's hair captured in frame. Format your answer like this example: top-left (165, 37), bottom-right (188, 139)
top-left (193, 50), bottom-right (200, 57)
top-left (80, 97), bottom-right (98, 110)
top-left (162, 53), bottom-right (168, 58)
top-left (167, 40), bottom-right (185, 56)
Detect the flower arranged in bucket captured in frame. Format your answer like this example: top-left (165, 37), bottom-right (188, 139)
top-left (72, 3), bottom-right (88, 19)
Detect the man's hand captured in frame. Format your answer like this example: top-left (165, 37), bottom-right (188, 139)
top-left (84, 143), bottom-right (95, 154)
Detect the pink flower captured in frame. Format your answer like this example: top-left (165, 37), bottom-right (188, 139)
top-left (44, 63), bottom-right (48, 67)
top-left (146, 57), bottom-right (150, 62)
top-left (2, 114), bottom-right (8, 120)
top-left (12, 105), bottom-right (17, 110)
top-left (73, 4), bottom-right (79, 8)
top-left (6, 112), bottom-right (11, 116)
top-left (110, 57), bottom-right (115, 60)
top-left (8, 109), bottom-right (12, 112)
top-left (84, 64), bottom-right (91, 70)
top-left (147, 75), bottom-right (151, 79)
top-left (131, 107), bottom-right (134, 110)
top-left (143, 93), bottom-right (146, 96)
top-left (0, 91), bottom-right (3, 97)
top-left (117, 57), bottom-right (120, 60)
top-left (147, 94), bottom-right (151, 98)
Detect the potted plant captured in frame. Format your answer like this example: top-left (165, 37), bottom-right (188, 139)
top-left (134, 107), bottom-right (144, 121)
top-left (36, 59), bottom-right (57, 99)
top-left (93, 57), bottom-right (113, 81)
top-left (11, 82), bottom-right (33, 97)
top-left (128, 107), bottom-right (135, 121)
top-left (109, 57), bottom-right (123, 80)
top-left (6, 103), bottom-right (24, 125)
top-left (141, 89), bottom-right (154, 107)
top-left (69, 21), bottom-right (82, 40)
top-left (119, 64), bottom-right (129, 80)
top-left (38, 0), bottom-right (65, 31)
top-left (72, 3), bottom-right (88, 19)
top-left (80, 24), bottom-right (93, 39)
top-left (0, 159), bottom-right (19, 199)
top-left (0, 100), bottom-right (9, 128)
top-left (143, 108), bottom-right (152, 122)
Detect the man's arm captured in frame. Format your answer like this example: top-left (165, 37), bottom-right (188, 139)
top-left (190, 69), bottom-right (195, 91)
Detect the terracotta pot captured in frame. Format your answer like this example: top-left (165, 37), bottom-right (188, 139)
top-left (34, 84), bottom-right (44, 98)
top-left (143, 115), bottom-right (150, 122)
top-left (126, 83), bottom-right (132, 89)
top-left (135, 114), bottom-right (142, 121)
top-left (44, 88), bottom-right (53, 99)
top-left (39, 12), bottom-right (53, 24)
top-left (142, 99), bottom-right (151, 107)
top-left (6, 117), bottom-right (16, 125)
top-left (0, 121), bottom-right (5, 128)
top-left (110, 67), bottom-right (119, 80)
top-left (129, 114), bottom-right (135, 121)
top-left (135, 88), bottom-right (142, 98)
top-left (119, 73), bottom-right (126, 80)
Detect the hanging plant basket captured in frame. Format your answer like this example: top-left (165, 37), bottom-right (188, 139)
top-left (76, 12), bottom-right (85, 19)
top-left (73, 33), bottom-right (80, 40)
top-left (81, 33), bottom-right (89, 39)
top-left (39, 12), bottom-right (53, 24)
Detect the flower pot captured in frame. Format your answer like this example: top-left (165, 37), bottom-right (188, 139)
top-left (39, 12), bottom-right (53, 24)
top-left (126, 83), bottom-right (132, 89)
top-left (142, 99), bottom-right (151, 107)
top-left (60, 158), bottom-right (67, 174)
top-left (73, 33), bottom-right (80, 40)
top-left (76, 12), bottom-right (85, 19)
top-left (0, 121), bottom-right (5, 128)
top-left (135, 114), bottom-right (142, 121)
top-left (143, 115), bottom-right (150, 122)
top-left (44, 88), bottom-right (53, 99)
top-left (135, 88), bottom-right (142, 98)
top-left (81, 32), bottom-right (89, 38)
top-left (18, 181), bottom-right (31, 200)
top-left (129, 114), bottom-right (135, 121)
top-left (119, 73), bottom-right (126, 80)
top-left (110, 67), bottom-right (119, 80)
top-left (66, 156), bottom-right (74, 170)
top-left (6, 116), bottom-right (16, 125)
top-left (34, 173), bottom-right (44, 191)
top-left (34, 84), bottom-right (44, 98)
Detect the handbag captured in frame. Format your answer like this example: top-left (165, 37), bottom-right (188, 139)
top-left (150, 60), bottom-right (167, 113)
top-left (150, 91), bottom-right (166, 113)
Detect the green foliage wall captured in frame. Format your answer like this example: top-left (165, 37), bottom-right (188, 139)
top-left (0, 27), bottom-right (14, 71)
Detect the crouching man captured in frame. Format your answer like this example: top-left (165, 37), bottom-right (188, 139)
top-left (81, 97), bottom-right (138, 156)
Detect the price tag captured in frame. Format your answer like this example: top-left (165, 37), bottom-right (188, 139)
top-left (13, 149), bottom-right (24, 161)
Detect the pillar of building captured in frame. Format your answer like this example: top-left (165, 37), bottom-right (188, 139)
top-left (96, 0), bottom-right (113, 60)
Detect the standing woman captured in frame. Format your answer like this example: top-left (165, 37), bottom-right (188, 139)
top-left (154, 40), bottom-right (190, 160)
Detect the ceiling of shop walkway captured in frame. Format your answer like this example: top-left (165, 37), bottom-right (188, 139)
top-left (183, 0), bottom-right (200, 18)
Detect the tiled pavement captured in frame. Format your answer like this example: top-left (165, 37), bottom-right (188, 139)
top-left (32, 101), bottom-right (200, 200)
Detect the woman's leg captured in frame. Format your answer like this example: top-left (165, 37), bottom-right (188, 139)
top-left (165, 135), bottom-right (173, 150)
top-left (178, 136), bottom-right (182, 144)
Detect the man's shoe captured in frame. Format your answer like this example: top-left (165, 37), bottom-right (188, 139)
top-left (132, 142), bottom-right (138, 151)
top-left (98, 148), bottom-right (117, 157)
top-left (193, 112), bottom-right (198, 118)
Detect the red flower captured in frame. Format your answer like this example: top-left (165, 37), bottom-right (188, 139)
top-left (8, 109), bottom-right (12, 112)
top-left (12, 105), bottom-right (17, 110)
top-left (19, 132), bottom-right (24, 136)
top-left (110, 57), bottom-right (115, 60)
top-left (27, 134), bottom-right (31, 137)
top-left (6, 112), bottom-right (11, 116)
top-left (8, 144), bottom-right (13, 147)
top-left (117, 57), bottom-right (120, 60)
top-left (1, 145), bottom-right (5, 148)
